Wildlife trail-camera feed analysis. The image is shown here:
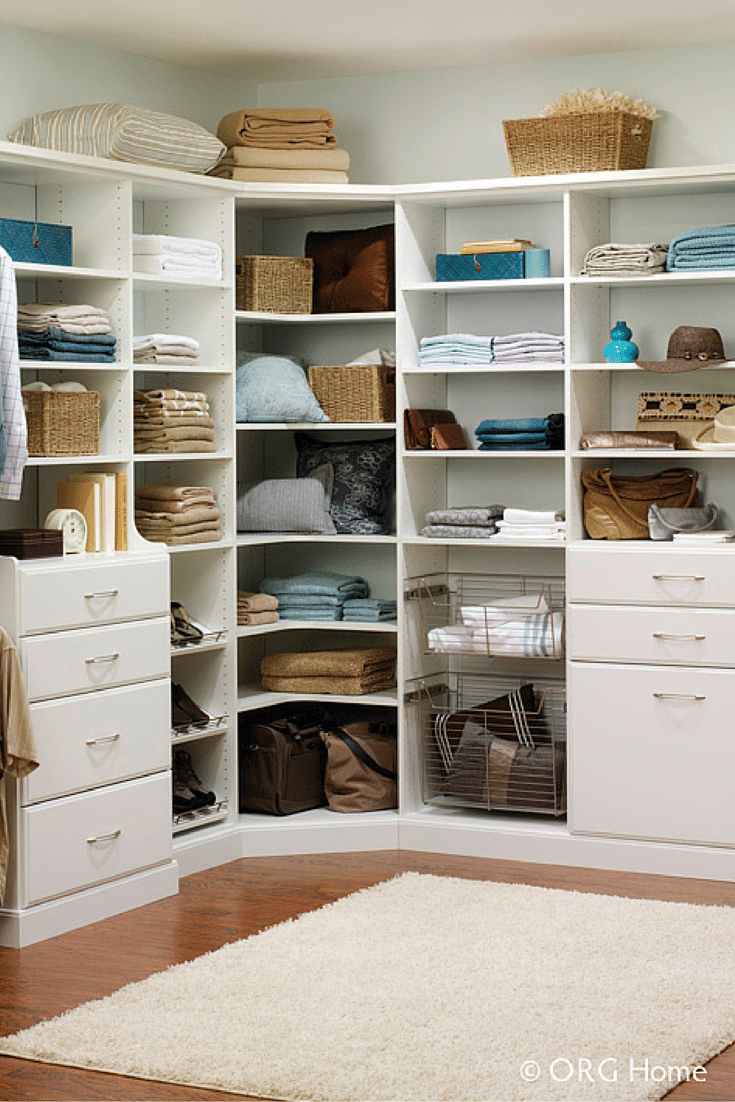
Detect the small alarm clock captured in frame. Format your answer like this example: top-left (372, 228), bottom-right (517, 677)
top-left (44, 508), bottom-right (88, 554)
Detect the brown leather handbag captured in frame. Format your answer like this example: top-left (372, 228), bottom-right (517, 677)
top-left (404, 408), bottom-right (458, 449)
top-left (320, 719), bottom-right (397, 812)
top-left (581, 466), bottom-right (699, 540)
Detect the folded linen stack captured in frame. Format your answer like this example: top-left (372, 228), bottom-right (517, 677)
top-left (420, 505), bottom-right (505, 539)
top-left (582, 242), bottom-right (669, 276)
top-left (342, 598), bottom-right (397, 622)
top-left (493, 507), bottom-right (566, 542)
top-left (211, 108), bottom-right (350, 184)
top-left (260, 645), bottom-right (396, 695)
top-left (17, 303), bottom-right (116, 361)
top-left (666, 224), bottom-right (735, 270)
top-left (419, 333), bottom-right (494, 370)
top-left (133, 388), bottom-right (216, 454)
top-left (492, 332), bottom-right (565, 364)
top-left (237, 590), bottom-right (279, 626)
top-left (258, 570), bottom-right (368, 622)
top-left (135, 482), bottom-right (222, 545)
top-left (475, 414), bottom-right (564, 451)
top-left (133, 234), bottom-right (222, 280)
top-left (428, 593), bottom-right (564, 658)
top-left (133, 334), bottom-right (199, 366)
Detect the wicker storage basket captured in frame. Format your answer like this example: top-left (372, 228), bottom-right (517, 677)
top-left (308, 364), bottom-right (396, 423)
top-left (24, 389), bottom-right (100, 456)
top-left (236, 255), bottom-right (313, 314)
top-left (502, 112), bottom-right (653, 176)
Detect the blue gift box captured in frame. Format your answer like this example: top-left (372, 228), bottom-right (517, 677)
top-left (436, 252), bottom-right (524, 281)
top-left (0, 218), bottom-right (73, 266)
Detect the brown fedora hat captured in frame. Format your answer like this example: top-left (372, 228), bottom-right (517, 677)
top-left (636, 326), bottom-right (727, 373)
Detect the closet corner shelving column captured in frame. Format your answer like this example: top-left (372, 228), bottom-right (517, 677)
top-left (233, 184), bottom-right (400, 856)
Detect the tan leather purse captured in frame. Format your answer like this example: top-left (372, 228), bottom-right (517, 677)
top-left (581, 466), bottom-right (699, 540)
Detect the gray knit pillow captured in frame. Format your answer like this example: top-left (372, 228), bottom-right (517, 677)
top-left (237, 464), bottom-right (336, 533)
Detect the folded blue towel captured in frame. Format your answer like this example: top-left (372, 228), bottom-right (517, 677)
top-left (277, 607), bottom-right (343, 621)
top-left (271, 594), bottom-right (346, 607)
top-left (19, 327), bottom-right (116, 346)
top-left (476, 431), bottom-right (547, 445)
top-left (343, 611), bottom-right (397, 621)
top-left (667, 224), bottom-right (735, 269)
top-left (18, 348), bottom-right (116, 361)
top-left (478, 439), bottom-right (550, 451)
top-left (343, 598), bottom-right (397, 612)
top-left (475, 417), bottom-right (548, 434)
top-left (259, 571), bottom-right (368, 598)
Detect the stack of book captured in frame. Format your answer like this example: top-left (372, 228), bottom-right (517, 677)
top-left (55, 471), bottom-right (127, 552)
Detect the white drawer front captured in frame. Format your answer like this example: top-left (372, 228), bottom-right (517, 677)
top-left (568, 661), bottom-right (735, 846)
top-left (22, 772), bottom-right (171, 906)
top-left (19, 555), bottom-right (169, 633)
top-left (568, 546), bottom-right (735, 607)
top-left (23, 679), bottom-right (170, 804)
top-left (21, 617), bottom-right (169, 701)
top-left (568, 605), bottom-right (735, 666)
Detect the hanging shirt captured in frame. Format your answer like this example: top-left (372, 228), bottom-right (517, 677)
top-left (0, 247), bottom-right (27, 500)
top-left (0, 626), bottom-right (37, 903)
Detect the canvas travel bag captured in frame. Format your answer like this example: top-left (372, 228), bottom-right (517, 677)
top-left (404, 408), bottom-right (458, 449)
top-left (238, 709), bottom-right (327, 814)
top-left (648, 502), bottom-right (718, 540)
top-left (320, 718), bottom-right (397, 812)
top-left (581, 466), bottom-right (699, 540)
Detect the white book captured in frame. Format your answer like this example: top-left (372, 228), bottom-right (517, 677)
top-left (68, 472), bottom-right (115, 552)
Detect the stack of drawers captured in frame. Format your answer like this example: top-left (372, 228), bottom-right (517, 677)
top-left (0, 552), bottom-right (173, 927)
top-left (567, 545), bottom-right (735, 848)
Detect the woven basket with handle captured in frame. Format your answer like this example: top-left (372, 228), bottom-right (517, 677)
top-left (503, 112), bottom-right (653, 176)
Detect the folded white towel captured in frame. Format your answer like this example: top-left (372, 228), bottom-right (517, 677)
top-left (133, 255), bottom-right (221, 279)
top-left (133, 333), bottom-right (200, 351)
top-left (502, 508), bottom-right (565, 524)
top-left (427, 626), bottom-right (475, 653)
top-left (460, 595), bottom-right (549, 630)
top-left (472, 611), bottom-right (565, 659)
top-left (132, 234), bottom-right (222, 261)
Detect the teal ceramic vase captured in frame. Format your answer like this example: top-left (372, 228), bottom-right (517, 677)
top-left (604, 320), bottom-right (639, 363)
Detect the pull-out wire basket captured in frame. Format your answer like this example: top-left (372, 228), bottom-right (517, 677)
top-left (406, 572), bottom-right (566, 660)
top-left (417, 672), bottom-right (566, 816)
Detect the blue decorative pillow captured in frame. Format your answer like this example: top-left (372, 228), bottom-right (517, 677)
top-left (295, 433), bottom-right (395, 535)
top-left (236, 355), bottom-right (329, 423)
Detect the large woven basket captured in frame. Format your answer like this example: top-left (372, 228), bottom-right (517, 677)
top-left (24, 389), bottom-right (100, 456)
top-left (503, 112), bottom-right (653, 176)
top-left (308, 364), bottom-right (396, 423)
top-left (236, 255), bottom-right (313, 314)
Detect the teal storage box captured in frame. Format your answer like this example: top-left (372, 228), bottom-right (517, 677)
top-left (436, 252), bottom-right (524, 281)
top-left (0, 218), bottom-right (72, 266)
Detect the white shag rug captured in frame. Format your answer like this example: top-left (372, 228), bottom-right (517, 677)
top-left (2, 872), bottom-right (735, 1102)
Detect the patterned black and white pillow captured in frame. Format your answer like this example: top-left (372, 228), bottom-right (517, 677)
top-left (294, 433), bottom-right (395, 535)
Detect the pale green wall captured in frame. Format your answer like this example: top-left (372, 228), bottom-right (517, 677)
top-left (257, 41), bottom-right (735, 183)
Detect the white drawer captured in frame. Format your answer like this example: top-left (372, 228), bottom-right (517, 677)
top-left (568, 604), bottom-right (735, 666)
top-left (22, 772), bottom-right (172, 907)
top-left (568, 661), bottom-right (735, 846)
top-left (568, 545), bottom-right (735, 607)
top-left (21, 616), bottom-right (169, 701)
top-left (18, 555), bottom-right (169, 634)
top-left (22, 679), bottom-right (170, 804)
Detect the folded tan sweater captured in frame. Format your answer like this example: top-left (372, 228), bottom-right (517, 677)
top-left (217, 108), bottom-right (337, 149)
top-left (136, 482), bottom-right (215, 502)
top-left (142, 529), bottom-right (223, 546)
top-left (261, 645), bottom-right (396, 680)
top-left (135, 439), bottom-right (218, 454)
top-left (238, 591), bottom-right (279, 612)
top-left (212, 145), bottom-right (350, 171)
top-left (135, 504), bottom-right (220, 526)
top-left (135, 388), bottom-right (207, 402)
top-left (135, 494), bottom-right (215, 514)
top-left (134, 425), bottom-right (216, 442)
top-left (137, 518), bottom-right (222, 537)
top-left (134, 414), bottom-right (216, 429)
top-left (238, 610), bottom-right (280, 626)
top-left (209, 166), bottom-right (349, 184)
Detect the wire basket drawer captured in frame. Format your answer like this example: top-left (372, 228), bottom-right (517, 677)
top-left (419, 673), bottom-right (566, 816)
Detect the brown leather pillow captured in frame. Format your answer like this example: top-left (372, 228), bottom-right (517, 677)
top-left (304, 223), bottom-right (394, 312)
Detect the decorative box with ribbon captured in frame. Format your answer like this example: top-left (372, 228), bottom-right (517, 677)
top-left (0, 217), bottom-right (72, 266)
top-left (435, 248), bottom-right (550, 281)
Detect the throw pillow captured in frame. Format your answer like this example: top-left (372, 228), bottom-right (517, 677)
top-left (235, 355), bottom-right (329, 423)
top-left (237, 464), bottom-right (336, 533)
top-left (304, 224), bottom-right (395, 313)
top-left (294, 432), bottom-right (395, 535)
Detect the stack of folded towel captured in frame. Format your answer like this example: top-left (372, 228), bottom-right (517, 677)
top-left (133, 234), bottom-right (222, 280)
top-left (260, 645), bottom-right (396, 696)
top-left (474, 414), bottom-right (564, 451)
top-left (134, 388), bottom-right (216, 454)
top-left (17, 303), bottom-right (116, 361)
top-left (237, 591), bottom-right (280, 626)
top-left (342, 598), bottom-right (397, 622)
top-left (582, 242), bottom-right (669, 276)
top-left (258, 571), bottom-right (368, 621)
top-left (135, 482), bottom-right (222, 545)
top-left (419, 332), bottom-right (564, 368)
top-left (420, 505), bottom-right (504, 539)
top-left (134, 334), bottom-right (200, 366)
top-left (666, 224), bottom-right (735, 270)
top-left (428, 594), bottom-right (564, 659)
top-left (493, 507), bottom-right (566, 542)
top-left (492, 332), bottom-right (565, 364)
top-left (211, 108), bottom-right (350, 184)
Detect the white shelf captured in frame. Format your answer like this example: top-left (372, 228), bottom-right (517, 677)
top-left (402, 449), bottom-right (564, 458)
top-left (237, 620), bottom-right (397, 637)
top-left (237, 687), bottom-right (398, 711)
top-left (404, 277), bottom-right (564, 292)
top-left (236, 533), bottom-right (397, 546)
top-left (402, 362), bottom-right (565, 374)
top-left (236, 421), bottom-right (396, 431)
top-left (133, 272), bottom-right (230, 289)
top-left (235, 310), bottom-right (396, 324)
top-left (571, 271), bottom-right (735, 287)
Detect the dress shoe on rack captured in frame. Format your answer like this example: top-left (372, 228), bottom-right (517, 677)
top-left (171, 601), bottom-right (204, 643)
top-left (171, 683), bottom-right (211, 728)
top-left (174, 749), bottom-right (216, 807)
top-left (171, 756), bottom-right (201, 813)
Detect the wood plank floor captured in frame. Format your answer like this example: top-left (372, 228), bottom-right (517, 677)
top-left (1, 849), bottom-right (734, 1102)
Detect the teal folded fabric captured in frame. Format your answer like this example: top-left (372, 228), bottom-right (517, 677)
top-left (277, 607), bottom-right (343, 620)
top-left (259, 571), bottom-right (368, 598)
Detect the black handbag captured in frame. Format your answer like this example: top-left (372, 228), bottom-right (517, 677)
top-left (238, 707), bottom-right (328, 815)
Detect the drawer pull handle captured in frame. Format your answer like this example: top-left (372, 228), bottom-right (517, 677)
top-left (84, 589), bottom-right (119, 600)
top-left (86, 829), bottom-right (121, 845)
top-left (652, 573), bottom-right (705, 582)
top-left (653, 692), bottom-right (706, 701)
top-left (652, 632), bottom-right (706, 641)
top-left (85, 733), bottom-right (120, 746)
top-left (85, 653), bottom-right (120, 665)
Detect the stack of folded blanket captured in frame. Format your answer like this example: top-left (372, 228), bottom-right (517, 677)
top-left (210, 108), bottom-right (350, 184)
top-left (258, 571), bottom-right (368, 621)
top-left (237, 591), bottom-right (279, 626)
top-left (428, 594), bottom-right (564, 659)
top-left (492, 332), bottom-right (565, 364)
top-left (493, 508), bottom-right (566, 542)
top-left (133, 234), bottom-right (222, 280)
top-left (419, 332), bottom-right (564, 368)
top-left (134, 334), bottom-right (200, 366)
top-left (582, 242), bottom-right (669, 276)
top-left (666, 224), bottom-right (735, 270)
top-left (420, 505), bottom-right (504, 539)
top-left (260, 645), bottom-right (396, 695)
top-left (474, 414), bottom-right (564, 451)
top-left (342, 598), bottom-right (397, 622)
top-left (134, 388), bottom-right (216, 454)
top-left (17, 303), bottom-right (116, 361)
top-left (135, 482), bottom-right (222, 545)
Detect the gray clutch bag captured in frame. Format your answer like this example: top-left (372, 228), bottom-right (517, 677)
top-left (648, 502), bottom-right (718, 541)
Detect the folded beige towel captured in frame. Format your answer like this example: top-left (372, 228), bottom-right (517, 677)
top-left (141, 529), bottom-right (223, 546)
top-left (238, 610), bottom-right (280, 626)
top-left (134, 388), bottom-right (207, 402)
top-left (212, 145), bottom-right (350, 171)
top-left (135, 439), bottom-right (218, 454)
top-left (261, 645), bottom-right (396, 680)
top-left (261, 674), bottom-right (396, 696)
top-left (238, 591), bottom-right (279, 612)
top-left (135, 504), bottom-right (220, 525)
top-left (135, 494), bottom-right (214, 514)
top-left (134, 425), bottom-right (216, 442)
top-left (136, 482), bottom-right (215, 502)
top-left (217, 108), bottom-right (337, 149)
top-left (134, 414), bottom-right (216, 429)
top-left (134, 351), bottom-right (200, 364)
top-left (209, 166), bottom-right (349, 184)
top-left (137, 519), bottom-right (222, 537)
